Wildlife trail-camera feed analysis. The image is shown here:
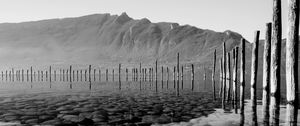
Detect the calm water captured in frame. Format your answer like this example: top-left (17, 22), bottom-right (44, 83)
top-left (0, 74), bottom-right (221, 125)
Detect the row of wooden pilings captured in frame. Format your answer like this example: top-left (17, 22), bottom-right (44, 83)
top-left (216, 0), bottom-right (298, 125)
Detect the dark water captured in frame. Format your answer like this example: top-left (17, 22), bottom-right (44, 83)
top-left (0, 74), bottom-right (221, 125)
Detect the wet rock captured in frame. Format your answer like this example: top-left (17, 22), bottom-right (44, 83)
top-left (156, 115), bottom-right (172, 124)
top-left (62, 115), bottom-right (82, 122)
top-left (41, 119), bottom-right (62, 125)
top-left (25, 118), bottom-right (39, 124)
top-left (141, 115), bottom-right (158, 123)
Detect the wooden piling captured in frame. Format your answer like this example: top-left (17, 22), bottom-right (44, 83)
top-left (234, 47), bottom-right (239, 113)
top-left (226, 52), bottom-right (231, 103)
top-left (155, 60), bottom-right (158, 92)
top-left (63, 69), bottom-right (65, 82)
top-left (99, 69), bottom-right (101, 82)
top-left (119, 64), bottom-right (121, 89)
top-left (240, 38), bottom-right (246, 120)
top-left (191, 64), bottom-right (194, 91)
top-left (167, 67), bottom-right (169, 88)
top-left (94, 69), bottom-right (96, 81)
top-left (85, 70), bottom-right (87, 81)
top-left (270, 0), bottom-right (282, 125)
top-left (89, 65), bottom-right (91, 82)
top-left (30, 67), bottom-right (32, 83)
top-left (250, 30), bottom-right (260, 126)
top-left (112, 69), bottom-right (114, 82)
top-left (177, 53), bottom-right (180, 96)
top-left (126, 68), bottom-right (128, 81)
top-left (222, 42), bottom-right (226, 109)
top-left (286, 0), bottom-right (299, 125)
top-left (106, 69), bottom-right (108, 81)
top-left (80, 70), bottom-right (82, 81)
top-left (219, 58), bottom-right (223, 98)
top-left (49, 66), bottom-right (51, 82)
top-left (263, 23), bottom-right (272, 125)
top-left (212, 49), bottom-right (216, 100)
top-left (161, 66), bottom-right (164, 88)
top-left (173, 66), bottom-right (176, 89)
top-left (181, 66), bottom-right (183, 89)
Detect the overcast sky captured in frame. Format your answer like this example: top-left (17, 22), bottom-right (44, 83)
top-left (0, 0), bottom-right (292, 41)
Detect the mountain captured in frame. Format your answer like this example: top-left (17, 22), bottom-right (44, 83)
top-left (0, 12), bottom-right (246, 69)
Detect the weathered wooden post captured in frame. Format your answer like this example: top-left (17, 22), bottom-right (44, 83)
top-left (41, 71), bottom-right (44, 81)
top-left (161, 66), bottom-right (164, 88)
top-left (63, 69), bottom-right (65, 82)
top-left (118, 64), bottom-right (121, 82)
top-left (212, 49), bottom-right (216, 100)
top-left (177, 53), bottom-right (180, 96)
top-left (173, 66), bottom-right (176, 89)
top-left (219, 59), bottom-right (223, 98)
top-left (112, 69), bottom-right (115, 82)
top-left (49, 66), bottom-right (51, 82)
top-left (191, 64), bottom-right (194, 91)
top-left (106, 69), bottom-right (108, 81)
top-left (66, 70), bottom-right (68, 81)
top-left (1, 71), bottom-right (3, 81)
top-left (203, 66), bottom-right (206, 89)
top-left (142, 68), bottom-right (144, 81)
top-left (240, 38), bottom-right (246, 123)
top-left (286, 0), bottom-right (299, 125)
top-left (126, 68), bottom-right (128, 81)
top-left (9, 71), bottom-right (11, 81)
top-left (149, 68), bottom-right (151, 82)
top-left (21, 69), bottom-right (24, 82)
top-left (262, 23), bottom-right (272, 125)
top-left (38, 70), bottom-right (40, 81)
top-left (80, 70), bottom-right (82, 81)
top-left (94, 69), bottom-right (96, 81)
top-left (226, 52), bottom-right (231, 103)
top-left (12, 68), bottom-right (14, 82)
top-left (181, 66), bottom-right (183, 89)
top-left (73, 70), bottom-right (75, 81)
top-left (5, 70), bottom-right (7, 81)
top-left (30, 67), bottom-right (32, 83)
top-left (270, 0), bottom-right (282, 125)
top-left (155, 60), bottom-right (158, 92)
top-left (27, 69), bottom-right (29, 82)
top-left (89, 65), bottom-right (91, 89)
top-left (46, 71), bottom-right (48, 81)
top-left (222, 42), bottom-right (226, 109)
top-left (54, 70), bottom-right (56, 81)
top-left (167, 67), bottom-right (169, 88)
top-left (233, 47), bottom-right (239, 113)
top-left (250, 31), bottom-right (260, 126)
top-left (99, 69), bottom-right (101, 82)
top-left (85, 70), bottom-right (87, 81)
top-left (77, 70), bottom-right (79, 81)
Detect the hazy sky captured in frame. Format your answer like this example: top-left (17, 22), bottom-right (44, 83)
top-left (0, 0), bottom-right (292, 41)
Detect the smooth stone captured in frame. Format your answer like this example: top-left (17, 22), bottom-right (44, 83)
top-left (60, 110), bottom-right (79, 115)
top-left (156, 115), bottom-right (172, 124)
top-left (4, 115), bottom-right (19, 121)
top-left (41, 119), bottom-right (62, 125)
top-left (25, 118), bottom-right (39, 124)
top-left (141, 115), bottom-right (159, 124)
top-left (62, 115), bottom-right (83, 122)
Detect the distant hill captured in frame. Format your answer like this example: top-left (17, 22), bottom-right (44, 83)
top-left (0, 12), bottom-right (247, 69)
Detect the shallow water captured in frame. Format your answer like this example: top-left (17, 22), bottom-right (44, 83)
top-left (0, 75), bottom-right (221, 125)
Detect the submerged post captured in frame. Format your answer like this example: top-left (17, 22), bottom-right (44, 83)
top-left (222, 42), bottom-right (227, 109)
top-left (106, 69), bottom-right (108, 81)
top-left (49, 66), bottom-right (51, 82)
top-left (234, 47), bottom-right (239, 113)
top-left (286, 0), bottom-right (299, 125)
top-left (270, 0), bottom-right (282, 125)
top-left (250, 31), bottom-right (260, 126)
top-left (155, 60), bottom-right (158, 92)
top-left (263, 23), bottom-right (272, 125)
top-left (177, 53), bottom-right (180, 96)
top-left (161, 66), bottom-right (164, 88)
top-left (226, 53), bottom-right (231, 103)
top-left (191, 64), bottom-right (194, 91)
top-left (219, 58), bottom-right (223, 98)
top-left (212, 49), bottom-right (216, 100)
top-left (240, 38), bottom-right (246, 122)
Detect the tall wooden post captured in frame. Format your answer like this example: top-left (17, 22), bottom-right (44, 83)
top-left (94, 69), bottom-right (96, 81)
top-left (240, 38), bottom-right (246, 122)
top-left (54, 70), bottom-right (56, 81)
top-left (263, 23), bottom-right (272, 125)
top-left (41, 71), bottom-right (44, 81)
top-left (30, 67), bottom-right (32, 83)
top-left (126, 68), bottom-right (128, 81)
top-left (219, 58), bottom-right (223, 98)
top-left (191, 64), bottom-right (194, 91)
top-left (234, 47), bottom-right (239, 113)
top-left (250, 31), bottom-right (260, 126)
top-left (167, 67), bottom-right (169, 88)
top-left (155, 60), bottom-right (158, 92)
top-left (59, 69), bottom-right (61, 81)
top-left (63, 69), bottom-right (65, 82)
top-left (22, 69), bottom-right (24, 82)
top-left (85, 70), bottom-right (87, 81)
top-left (140, 63), bottom-right (142, 82)
top-left (286, 0), bottom-right (299, 125)
top-left (173, 66), bottom-right (176, 89)
top-left (80, 70), bottom-right (82, 81)
top-left (99, 69), bottom-right (101, 82)
top-left (161, 66), bottom-right (164, 88)
top-left (212, 49), bottom-right (216, 100)
top-left (27, 69), bottom-right (29, 82)
top-left (70, 65), bottom-right (72, 82)
top-left (226, 53), bottom-right (231, 103)
top-left (49, 66), bottom-right (51, 82)
top-left (112, 69), bottom-right (114, 82)
top-left (181, 65), bottom-right (183, 89)
top-left (222, 42), bottom-right (227, 109)
top-left (270, 0), bottom-right (282, 125)
top-left (177, 53), bottom-right (180, 96)
top-left (119, 64), bottom-right (121, 89)
top-left (106, 69), bottom-right (108, 81)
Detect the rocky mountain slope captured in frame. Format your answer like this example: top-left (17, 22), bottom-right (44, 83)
top-left (0, 12), bottom-right (246, 69)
